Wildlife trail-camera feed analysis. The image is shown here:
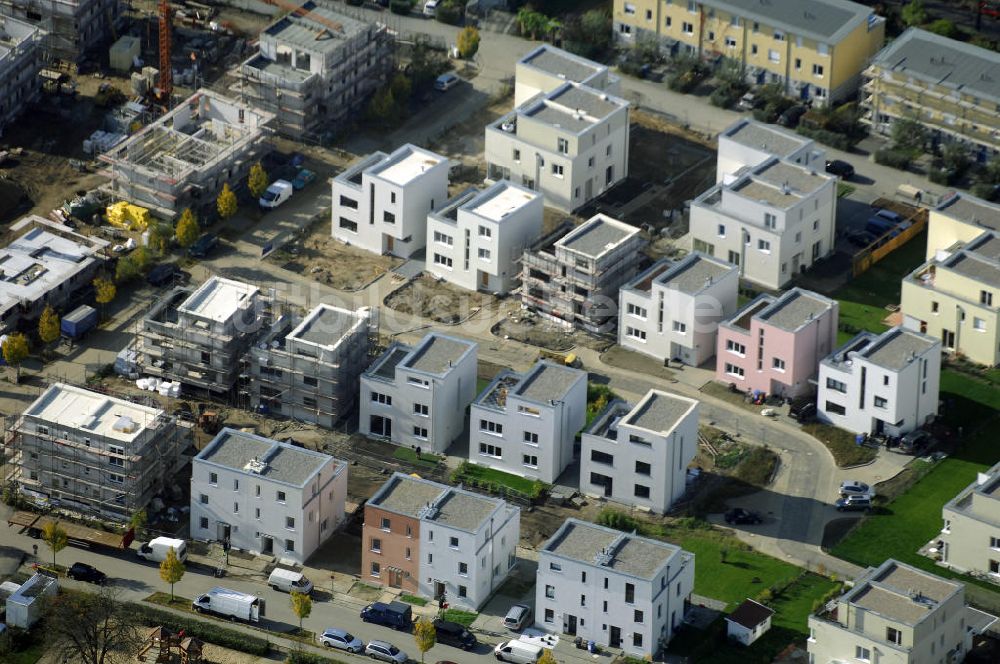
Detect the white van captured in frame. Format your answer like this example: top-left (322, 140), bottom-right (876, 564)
top-left (268, 568), bottom-right (313, 594)
top-left (494, 641), bottom-right (543, 664)
top-left (137, 537), bottom-right (187, 563)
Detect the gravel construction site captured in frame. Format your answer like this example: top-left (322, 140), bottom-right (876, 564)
top-left (493, 315), bottom-right (615, 353)
top-left (384, 274), bottom-right (496, 324)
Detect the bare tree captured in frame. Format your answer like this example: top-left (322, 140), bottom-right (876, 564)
top-left (47, 586), bottom-right (141, 664)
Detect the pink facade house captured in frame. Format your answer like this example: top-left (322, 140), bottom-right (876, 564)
top-left (715, 288), bottom-right (838, 399)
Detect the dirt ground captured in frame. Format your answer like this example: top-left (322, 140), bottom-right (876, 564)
top-left (493, 315), bottom-right (614, 353)
top-left (427, 96), bottom-right (513, 164)
top-left (600, 345), bottom-right (677, 382)
top-left (384, 274), bottom-right (495, 324)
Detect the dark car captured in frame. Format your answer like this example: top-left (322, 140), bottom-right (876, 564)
top-left (847, 230), bottom-right (877, 248)
top-left (724, 508), bottom-right (763, 525)
top-left (147, 263), bottom-right (181, 287)
top-left (360, 601), bottom-right (413, 631)
top-left (899, 430), bottom-right (933, 455)
top-left (433, 619), bottom-right (477, 650)
top-left (825, 159), bottom-right (855, 179)
top-left (188, 233), bottom-right (218, 259)
top-left (789, 399), bottom-right (817, 422)
top-left (836, 495), bottom-right (872, 512)
top-left (777, 105), bottom-right (808, 128)
top-left (68, 562), bottom-right (107, 584)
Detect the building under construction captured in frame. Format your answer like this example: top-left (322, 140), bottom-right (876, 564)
top-left (139, 276), bottom-right (267, 400)
top-left (246, 303), bottom-right (377, 429)
top-left (99, 89), bottom-right (273, 220)
top-left (238, 0), bottom-right (392, 141)
top-left (0, 15), bottom-right (43, 136)
top-left (10, 383), bottom-right (191, 522)
top-left (0, 0), bottom-right (121, 63)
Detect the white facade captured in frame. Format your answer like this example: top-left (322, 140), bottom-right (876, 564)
top-left (359, 333), bottom-right (478, 454)
top-left (618, 253), bottom-right (740, 366)
top-left (331, 144), bottom-right (449, 258)
top-left (514, 44), bottom-right (620, 107)
top-left (426, 180), bottom-right (543, 293)
top-left (939, 461), bottom-right (1000, 578)
top-left (817, 326), bottom-right (941, 437)
top-left (581, 390), bottom-right (698, 513)
top-left (190, 428), bottom-right (347, 564)
top-left (716, 118), bottom-right (824, 183)
top-left (470, 361), bottom-right (587, 484)
top-left (5, 573), bottom-right (57, 629)
top-left (725, 600), bottom-right (773, 647)
top-left (486, 82), bottom-right (630, 212)
top-left (535, 519), bottom-right (694, 657)
top-left (690, 156), bottom-right (837, 290)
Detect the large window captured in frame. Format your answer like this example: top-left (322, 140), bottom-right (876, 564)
top-left (725, 363), bottom-right (745, 378)
top-left (479, 443), bottom-right (502, 458)
top-left (825, 401), bottom-right (846, 416)
top-left (480, 420), bottom-right (503, 435)
top-left (826, 378), bottom-right (847, 393)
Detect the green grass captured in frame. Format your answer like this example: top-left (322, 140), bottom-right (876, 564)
top-left (836, 182), bottom-right (856, 198)
top-left (476, 377), bottom-right (492, 395)
top-left (6, 644), bottom-right (45, 664)
top-left (451, 461), bottom-right (545, 499)
top-left (801, 422), bottom-right (878, 467)
top-left (399, 593), bottom-right (428, 606)
top-left (392, 447), bottom-right (442, 469)
top-left (586, 382), bottom-right (618, 428)
top-left (439, 609), bottom-right (477, 626)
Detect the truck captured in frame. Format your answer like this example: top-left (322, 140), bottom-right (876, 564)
top-left (192, 587), bottom-right (264, 623)
top-left (136, 537), bottom-right (188, 563)
top-left (60, 305), bottom-right (98, 342)
top-left (259, 180), bottom-right (293, 209)
top-left (360, 601), bottom-right (413, 631)
top-left (8, 511), bottom-right (135, 550)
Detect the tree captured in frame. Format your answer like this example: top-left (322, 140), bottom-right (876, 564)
top-left (413, 617), bottom-right (436, 664)
top-left (368, 86), bottom-right (397, 126)
top-left (517, 7), bottom-right (552, 39)
top-left (1, 332), bottom-right (29, 383)
top-left (132, 246), bottom-right (152, 271)
top-left (115, 256), bottom-right (140, 283)
top-left (537, 649), bottom-right (558, 664)
top-left (390, 73), bottom-right (412, 112)
top-left (563, 9), bottom-right (611, 58)
top-left (290, 590), bottom-right (312, 632)
top-left (217, 182), bottom-right (238, 220)
top-left (175, 208), bottom-right (200, 249)
top-left (248, 162), bottom-right (269, 199)
top-left (129, 509), bottom-right (147, 540)
top-left (901, 0), bottom-right (928, 27)
top-left (38, 304), bottom-right (60, 347)
top-left (925, 18), bottom-right (960, 38)
top-left (93, 277), bottom-right (116, 319)
top-left (891, 116), bottom-right (928, 156)
top-left (159, 547), bottom-right (185, 601)
top-left (47, 585), bottom-right (140, 664)
top-left (42, 521), bottom-right (67, 566)
top-left (457, 26), bottom-right (480, 59)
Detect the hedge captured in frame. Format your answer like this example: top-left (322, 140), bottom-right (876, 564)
top-left (796, 125), bottom-right (854, 151)
top-left (286, 652), bottom-right (349, 664)
top-left (873, 148), bottom-right (912, 169)
top-left (389, 0), bottom-right (412, 15)
top-left (132, 603), bottom-right (271, 656)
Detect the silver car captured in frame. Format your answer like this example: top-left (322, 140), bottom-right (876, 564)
top-left (365, 640), bottom-right (408, 664)
top-left (320, 628), bottom-right (364, 653)
top-left (503, 604), bottom-right (532, 631)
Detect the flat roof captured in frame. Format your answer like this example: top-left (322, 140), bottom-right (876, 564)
top-left (288, 304), bottom-right (366, 347)
top-left (402, 333), bottom-right (476, 375)
top-left (733, 178), bottom-right (803, 209)
top-left (547, 84), bottom-right (622, 118)
top-left (369, 144), bottom-right (446, 186)
top-left (656, 253), bottom-right (735, 295)
top-left (514, 361), bottom-right (585, 403)
top-left (543, 519), bottom-right (683, 580)
top-left (369, 473), bottom-right (505, 532)
top-left (723, 119), bottom-right (812, 158)
top-left (946, 251), bottom-right (1000, 289)
top-left (178, 276), bottom-right (258, 323)
top-left (872, 28), bottom-right (1000, 104)
top-left (25, 383), bottom-right (165, 443)
top-left (844, 559), bottom-right (961, 626)
top-left (519, 44), bottom-right (604, 84)
top-left (558, 214), bottom-right (638, 259)
top-left (467, 181), bottom-right (539, 222)
top-left (752, 159), bottom-right (829, 194)
top-left (935, 192), bottom-right (1000, 232)
top-left (967, 233), bottom-right (1000, 262)
top-left (758, 289), bottom-right (834, 331)
top-left (862, 327), bottom-right (938, 371)
top-left (367, 344), bottom-right (410, 380)
top-left (197, 428), bottom-right (338, 487)
top-left (625, 390), bottom-right (698, 433)
top-left (261, 1), bottom-right (371, 54)
top-left (521, 83), bottom-right (628, 133)
top-left (703, 0), bottom-right (877, 43)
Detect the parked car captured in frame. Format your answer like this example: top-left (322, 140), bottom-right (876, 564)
top-left (259, 179), bottom-right (294, 209)
top-left (147, 263), bottom-right (181, 287)
top-left (847, 230), bottom-right (877, 248)
top-left (724, 508), bottom-right (763, 525)
top-left (433, 619), bottom-right (477, 650)
top-left (737, 92), bottom-right (760, 111)
top-left (899, 430), bottom-right (933, 455)
top-left (503, 604), bottom-right (532, 631)
top-left (825, 159), bottom-right (855, 179)
top-left (777, 105), bottom-right (808, 128)
top-left (836, 495), bottom-right (873, 512)
top-left (67, 562), bottom-right (106, 584)
top-left (365, 641), bottom-right (408, 664)
top-left (319, 628), bottom-right (364, 653)
top-left (423, 0), bottom-right (438, 17)
top-left (435, 72), bottom-right (459, 91)
top-left (789, 399), bottom-right (817, 422)
top-left (361, 601), bottom-right (413, 630)
top-left (188, 233), bottom-right (218, 259)
top-left (291, 168), bottom-right (316, 190)
top-left (839, 480), bottom-right (873, 497)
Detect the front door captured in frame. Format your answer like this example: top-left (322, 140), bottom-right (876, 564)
top-left (565, 614), bottom-right (577, 636)
top-left (585, 178), bottom-right (593, 200)
top-left (435, 581), bottom-right (446, 600)
top-left (370, 415), bottom-right (391, 438)
top-left (261, 536), bottom-right (273, 555)
top-left (385, 235), bottom-right (394, 254)
top-left (480, 271), bottom-right (489, 289)
top-left (388, 569), bottom-right (402, 589)
top-left (792, 253), bottom-right (801, 273)
top-left (942, 329), bottom-right (956, 350)
top-left (609, 626), bottom-right (621, 648)
top-left (217, 522), bottom-right (231, 541)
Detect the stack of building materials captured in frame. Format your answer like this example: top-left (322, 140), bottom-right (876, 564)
top-left (109, 35), bottom-right (140, 72)
top-left (83, 129), bottom-right (127, 155)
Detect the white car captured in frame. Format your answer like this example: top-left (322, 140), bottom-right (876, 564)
top-left (259, 179), bottom-right (294, 209)
top-left (839, 480), bottom-right (873, 497)
top-left (434, 72), bottom-right (459, 91)
top-left (365, 641), bottom-right (408, 664)
top-left (319, 628), bottom-right (363, 653)
top-left (423, 0), bottom-right (438, 17)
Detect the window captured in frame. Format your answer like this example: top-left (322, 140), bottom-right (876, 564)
top-left (199, 493), bottom-right (208, 504)
top-left (813, 64), bottom-right (824, 77)
top-left (773, 30), bottom-right (784, 41)
top-left (478, 247), bottom-right (492, 261)
top-left (513, 148), bottom-right (520, 162)
top-left (974, 317), bottom-right (987, 331)
top-left (826, 378), bottom-right (847, 393)
top-left (855, 646), bottom-right (870, 662)
top-left (990, 536), bottom-right (1000, 549)
top-left (550, 562), bottom-right (562, 572)
top-left (634, 484), bottom-right (650, 499)
top-left (751, 44), bottom-right (758, 55)
top-left (625, 583), bottom-right (635, 603)
top-left (632, 633), bottom-right (643, 648)
top-left (370, 562), bottom-right (381, 578)
top-left (519, 405), bottom-right (540, 416)
top-left (277, 491), bottom-right (286, 503)
top-left (725, 36), bottom-right (737, 48)
top-left (795, 58), bottom-right (801, 70)
top-left (627, 303), bottom-right (647, 319)
top-left (523, 431), bottom-right (539, 444)
top-left (339, 217), bottom-right (357, 232)
top-left (286, 516), bottom-right (295, 530)
top-left (768, 49), bottom-right (780, 63)
top-left (932, 301), bottom-right (939, 314)
top-left (725, 363), bottom-right (745, 378)
top-left (580, 594), bottom-right (587, 607)
top-left (370, 538), bottom-right (382, 553)
top-left (581, 571), bottom-right (587, 583)
top-left (233, 502), bottom-right (239, 514)
top-left (303, 376), bottom-right (317, 387)
top-left (772, 358), bottom-right (785, 371)
top-left (625, 326), bottom-right (647, 341)
top-left (209, 472), bottom-right (218, 486)
top-left (383, 210), bottom-right (395, 224)
top-left (458, 562), bottom-right (468, 575)
top-left (758, 239), bottom-right (771, 253)
top-left (874, 396), bottom-right (888, 409)
top-left (371, 391), bottom-right (392, 405)
top-left (557, 138), bottom-right (569, 154)
top-left (825, 401), bottom-right (846, 416)
top-left (636, 461), bottom-right (651, 475)
top-left (726, 340), bottom-right (746, 356)
top-left (413, 426), bottom-right (428, 439)
top-left (682, 21), bottom-right (693, 34)
top-left (717, 224), bottom-right (726, 237)
top-left (428, 553), bottom-right (434, 564)
top-left (883, 375), bottom-right (889, 386)
top-left (450, 536), bottom-right (459, 548)
top-left (479, 443), bottom-right (502, 458)
top-left (480, 420), bottom-right (503, 434)
top-left (623, 3), bottom-right (635, 15)
top-left (256, 508), bottom-right (261, 520)
top-left (590, 450), bottom-right (614, 466)
top-left (545, 585), bottom-right (555, 599)
top-left (523, 454), bottom-right (538, 468)
top-left (764, 213), bottom-right (777, 229)
top-left (672, 321), bottom-right (687, 334)
top-left (413, 403), bottom-right (429, 416)
top-left (479, 225), bottom-right (492, 238)
top-left (707, 31), bottom-right (715, 41)
top-left (551, 164), bottom-right (564, 177)
top-left (991, 559), bottom-right (1000, 575)
top-left (886, 627), bottom-right (901, 645)
top-left (634, 610), bottom-right (644, 623)
top-left (433, 253), bottom-right (453, 268)
top-left (200, 517), bottom-right (209, 529)
top-left (544, 609), bottom-right (554, 623)
top-left (433, 231), bottom-right (453, 246)
top-left (981, 290), bottom-right (993, 306)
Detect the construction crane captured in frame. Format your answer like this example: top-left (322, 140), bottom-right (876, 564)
top-left (158, 0), bottom-right (173, 102)
top-left (263, 0), bottom-right (343, 36)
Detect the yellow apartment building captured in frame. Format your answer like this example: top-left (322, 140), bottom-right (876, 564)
top-left (925, 191), bottom-right (1000, 260)
top-left (612, 0), bottom-right (885, 106)
top-left (862, 28), bottom-right (1000, 162)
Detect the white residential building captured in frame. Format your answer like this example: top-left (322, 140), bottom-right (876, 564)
top-left (535, 519), bottom-right (694, 657)
top-left (470, 361), bottom-right (587, 484)
top-left (618, 253), bottom-right (739, 367)
top-left (581, 390), bottom-right (698, 513)
top-left (939, 460), bottom-right (1000, 578)
top-left (331, 144), bottom-right (449, 258)
top-left (514, 44), bottom-right (620, 107)
top-left (0, 16), bottom-right (43, 137)
top-left (12, 383), bottom-right (189, 521)
top-left (363, 472), bottom-right (520, 610)
top-left (359, 333), bottom-right (478, 454)
top-left (190, 428), bottom-right (347, 564)
top-left (485, 82), bottom-right (630, 212)
top-left (817, 326), bottom-right (940, 437)
top-left (716, 118), bottom-right (825, 183)
top-left (426, 180), bottom-right (543, 293)
top-left (690, 156), bottom-right (837, 290)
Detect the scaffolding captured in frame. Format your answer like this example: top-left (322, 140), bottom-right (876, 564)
top-left (0, 0), bottom-right (122, 63)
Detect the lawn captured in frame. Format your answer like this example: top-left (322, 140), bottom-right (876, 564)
top-left (399, 593), bottom-right (428, 606)
top-left (440, 609), bottom-right (477, 626)
top-left (451, 461), bottom-right (545, 499)
top-left (392, 447), bottom-right (442, 469)
top-left (801, 422), bottom-right (878, 467)
top-left (476, 377), bottom-right (492, 395)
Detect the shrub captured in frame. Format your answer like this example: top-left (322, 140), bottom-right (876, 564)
top-left (389, 0), bottom-right (412, 16)
top-left (874, 147), bottom-right (912, 169)
top-left (928, 167), bottom-right (951, 186)
top-left (286, 652), bottom-right (346, 664)
top-left (709, 85), bottom-right (739, 109)
top-left (797, 126), bottom-right (854, 151)
top-left (436, 1), bottom-right (463, 25)
top-left (132, 604), bottom-right (270, 655)
top-left (971, 182), bottom-right (999, 201)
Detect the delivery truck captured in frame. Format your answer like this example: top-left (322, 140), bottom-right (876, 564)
top-left (192, 587), bottom-right (264, 622)
top-left (136, 536), bottom-right (187, 563)
top-left (60, 305), bottom-right (98, 341)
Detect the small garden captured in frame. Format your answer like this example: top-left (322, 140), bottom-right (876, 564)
top-left (392, 447), bottom-right (442, 469)
top-left (801, 422), bottom-right (878, 468)
top-left (585, 382), bottom-right (618, 427)
top-left (450, 461), bottom-right (547, 500)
